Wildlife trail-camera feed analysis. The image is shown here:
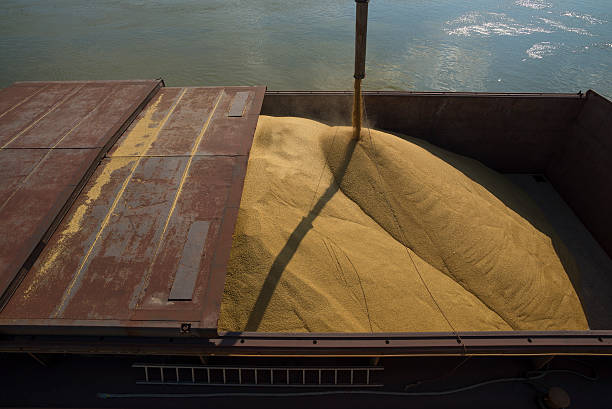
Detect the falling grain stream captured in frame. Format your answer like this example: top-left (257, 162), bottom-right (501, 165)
top-left (352, 78), bottom-right (362, 140)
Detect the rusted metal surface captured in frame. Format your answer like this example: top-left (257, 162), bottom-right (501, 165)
top-left (168, 220), bottom-right (211, 301)
top-left (0, 80), bottom-right (163, 308)
top-left (228, 91), bottom-right (250, 117)
top-left (0, 84), bottom-right (48, 118)
top-left (0, 86), bottom-right (266, 336)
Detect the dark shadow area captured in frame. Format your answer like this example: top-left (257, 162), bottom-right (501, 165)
top-left (244, 137), bottom-right (359, 331)
top-left (2, 352), bottom-right (611, 408)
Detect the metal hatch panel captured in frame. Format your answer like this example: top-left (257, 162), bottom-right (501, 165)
top-left (0, 85), bottom-right (266, 337)
top-left (0, 80), bottom-right (163, 308)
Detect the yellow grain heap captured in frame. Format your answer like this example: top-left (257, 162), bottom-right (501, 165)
top-left (219, 116), bottom-right (588, 332)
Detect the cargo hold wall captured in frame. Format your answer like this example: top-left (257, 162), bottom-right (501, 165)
top-left (261, 91), bottom-right (584, 173)
top-left (547, 90), bottom-right (612, 259)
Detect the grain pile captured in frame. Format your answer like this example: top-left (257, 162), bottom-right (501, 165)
top-left (219, 116), bottom-right (588, 332)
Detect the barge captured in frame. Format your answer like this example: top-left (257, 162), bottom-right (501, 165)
top-left (1, 79), bottom-right (612, 408)
top-left (0, 80), bottom-right (610, 357)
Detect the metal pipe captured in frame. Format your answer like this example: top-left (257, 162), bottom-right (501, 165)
top-left (354, 0), bottom-right (369, 80)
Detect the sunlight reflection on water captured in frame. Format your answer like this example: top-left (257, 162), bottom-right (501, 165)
top-left (0, 0), bottom-right (610, 97)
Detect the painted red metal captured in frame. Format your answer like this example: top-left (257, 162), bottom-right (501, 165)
top-left (0, 80), bottom-right (163, 308)
top-left (0, 85), bottom-right (266, 337)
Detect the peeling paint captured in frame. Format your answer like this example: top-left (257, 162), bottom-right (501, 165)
top-left (52, 90), bottom-right (186, 317)
top-left (22, 93), bottom-right (168, 300)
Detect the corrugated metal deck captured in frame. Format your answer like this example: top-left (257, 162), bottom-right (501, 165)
top-left (0, 80), bottom-right (162, 308)
top-left (0, 83), bottom-right (265, 336)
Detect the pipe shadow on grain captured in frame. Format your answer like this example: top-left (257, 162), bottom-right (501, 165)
top-left (244, 136), bottom-right (359, 331)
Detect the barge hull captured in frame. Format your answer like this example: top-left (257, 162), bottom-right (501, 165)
top-left (0, 85), bottom-right (611, 356)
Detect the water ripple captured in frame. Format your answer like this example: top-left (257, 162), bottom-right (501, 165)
top-left (526, 42), bottom-right (558, 59)
top-left (515, 0), bottom-right (552, 10)
top-left (539, 17), bottom-right (593, 36)
top-left (561, 11), bottom-right (607, 25)
top-left (446, 12), bottom-right (552, 37)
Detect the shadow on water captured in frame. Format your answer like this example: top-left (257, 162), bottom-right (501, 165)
top-left (244, 135), bottom-right (359, 331)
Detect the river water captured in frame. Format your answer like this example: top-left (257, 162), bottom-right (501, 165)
top-left (1, 0), bottom-right (610, 96)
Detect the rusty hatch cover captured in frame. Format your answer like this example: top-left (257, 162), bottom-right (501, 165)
top-left (0, 85), bottom-right (266, 336)
top-left (0, 80), bottom-right (163, 309)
